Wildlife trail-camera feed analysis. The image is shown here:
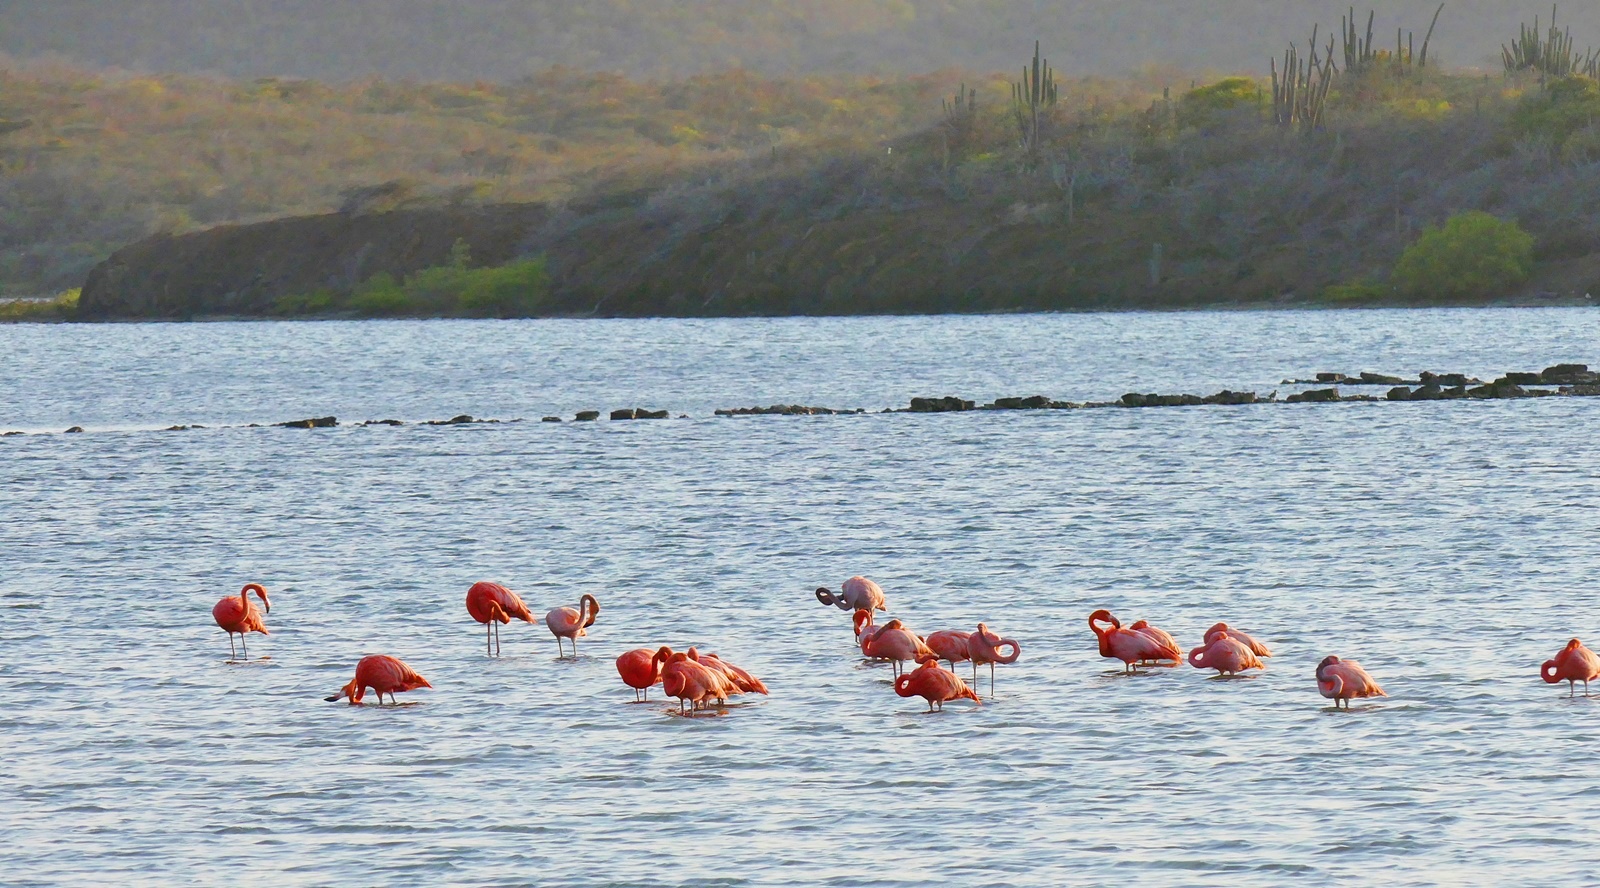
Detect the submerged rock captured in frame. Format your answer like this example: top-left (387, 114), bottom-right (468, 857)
top-left (1359, 372), bottom-right (1407, 385)
top-left (278, 416), bottom-right (337, 428)
top-left (909, 396), bottom-right (974, 413)
top-left (1541, 364), bottom-right (1597, 385)
top-left (64, 426), bottom-right (84, 433)
top-left (610, 408), bottom-right (669, 420)
top-left (575, 411), bottom-right (599, 421)
top-left (1286, 388), bottom-right (1340, 403)
top-left (541, 416), bottom-right (562, 423)
top-left (361, 419), bottom-right (404, 426)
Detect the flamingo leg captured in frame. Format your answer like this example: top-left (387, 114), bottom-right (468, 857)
top-left (990, 662), bottom-right (996, 697)
top-left (227, 633), bottom-right (237, 660)
top-left (240, 635), bottom-right (248, 659)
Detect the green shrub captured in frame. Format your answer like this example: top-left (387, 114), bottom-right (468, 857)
top-left (1322, 279), bottom-right (1390, 304)
top-left (272, 287), bottom-right (338, 316)
top-left (0, 288), bottom-right (79, 321)
top-left (1393, 212), bottom-right (1534, 301)
top-left (348, 272), bottom-right (411, 316)
top-left (1509, 75), bottom-right (1600, 144)
top-left (336, 257), bottom-right (549, 318)
top-left (1179, 77), bottom-right (1260, 126)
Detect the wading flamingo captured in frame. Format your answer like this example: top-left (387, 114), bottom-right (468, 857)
top-left (616, 648), bottom-right (663, 702)
top-left (212, 583), bottom-right (270, 660)
top-left (545, 594), bottom-right (600, 658)
top-left (466, 581), bottom-right (534, 657)
top-left (895, 656), bottom-right (981, 712)
top-left (860, 619), bottom-right (937, 677)
top-left (1089, 610), bottom-right (1181, 672)
top-left (658, 649), bottom-right (736, 713)
top-left (688, 648), bottom-right (769, 697)
top-left (968, 623), bottom-right (1021, 695)
top-left (816, 576), bottom-right (886, 613)
top-left (324, 655), bottom-right (431, 705)
top-left (852, 608), bottom-right (876, 641)
top-left (1188, 634), bottom-right (1265, 676)
top-left (1542, 638), bottom-right (1600, 697)
top-left (925, 630), bottom-right (972, 674)
top-left (1316, 655), bottom-right (1386, 709)
top-left (1204, 622), bottom-right (1273, 658)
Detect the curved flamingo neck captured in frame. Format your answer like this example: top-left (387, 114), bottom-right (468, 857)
top-left (1542, 659), bottom-right (1560, 683)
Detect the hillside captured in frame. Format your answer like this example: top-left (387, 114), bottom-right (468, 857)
top-left (3, 2), bottom-right (1598, 81)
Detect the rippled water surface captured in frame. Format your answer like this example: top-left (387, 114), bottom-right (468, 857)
top-left (4, 309), bottom-right (1600, 886)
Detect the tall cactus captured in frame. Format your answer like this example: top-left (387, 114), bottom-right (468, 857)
top-left (1502, 5), bottom-right (1597, 80)
top-left (1271, 26), bottom-right (1337, 131)
top-left (1011, 41), bottom-right (1058, 167)
top-left (1341, 5), bottom-right (1443, 75)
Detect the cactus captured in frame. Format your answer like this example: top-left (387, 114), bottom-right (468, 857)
top-left (1011, 41), bottom-right (1058, 167)
top-left (1341, 5), bottom-right (1442, 75)
top-left (1271, 26), bottom-right (1337, 131)
top-left (1502, 5), bottom-right (1598, 81)
top-left (941, 82), bottom-right (978, 167)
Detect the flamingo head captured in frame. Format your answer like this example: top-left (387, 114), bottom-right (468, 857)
top-left (243, 583), bottom-right (270, 613)
top-left (486, 600), bottom-right (511, 624)
top-left (852, 609), bottom-right (874, 635)
top-left (325, 678), bottom-right (361, 704)
top-left (652, 646), bottom-right (675, 668)
top-left (1088, 610), bottom-right (1119, 633)
top-left (580, 594), bottom-right (601, 627)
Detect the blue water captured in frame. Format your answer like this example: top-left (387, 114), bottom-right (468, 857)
top-left (2, 308), bottom-right (1599, 885)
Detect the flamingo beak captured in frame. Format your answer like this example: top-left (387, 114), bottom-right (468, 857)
top-left (323, 693), bottom-right (342, 702)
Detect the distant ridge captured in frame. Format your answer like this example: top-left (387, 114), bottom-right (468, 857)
top-left (4, 1), bottom-right (1598, 81)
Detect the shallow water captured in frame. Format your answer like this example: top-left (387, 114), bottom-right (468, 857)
top-left (3, 308), bottom-right (1600, 886)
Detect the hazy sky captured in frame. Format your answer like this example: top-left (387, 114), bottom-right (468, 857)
top-left (2, 1), bottom-right (1593, 81)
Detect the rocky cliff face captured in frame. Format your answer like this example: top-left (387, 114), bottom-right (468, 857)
top-left (78, 205), bottom-right (551, 318)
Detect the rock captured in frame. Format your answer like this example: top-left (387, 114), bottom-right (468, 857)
top-left (610, 409), bottom-right (637, 420)
top-left (1205, 390), bottom-right (1257, 405)
top-left (1386, 386), bottom-right (1411, 401)
top-left (1498, 372), bottom-right (1543, 386)
top-left (163, 425), bottom-right (192, 431)
top-left (909, 396), bottom-right (974, 413)
top-left (1438, 385), bottom-right (1468, 400)
top-left (1119, 393), bottom-right (1148, 408)
top-left (1, 431), bottom-right (23, 436)
top-left (1315, 372), bottom-right (1347, 383)
top-left (1286, 388), bottom-right (1340, 403)
top-left (1564, 385), bottom-right (1600, 396)
top-left (278, 416), bottom-right (337, 428)
top-left (425, 414), bottom-right (481, 425)
top-left (541, 416), bottom-right (562, 423)
top-left (1409, 383), bottom-right (1443, 401)
top-left (1541, 363), bottom-right (1594, 384)
top-left (575, 411), bottom-right (599, 421)
top-left (638, 409), bottom-right (669, 419)
top-left (64, 426), bottom-right (84, 433)
top-left (1470, 383), bottom-right (1527, 399)
top-left (1359, 372), bottom-right (1406, 385)
top-left (991, 395), bottom-right (1054, 410)
top-left (1435, 373), bottom-right (1473, 387)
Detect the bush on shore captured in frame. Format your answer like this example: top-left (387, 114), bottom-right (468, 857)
top-left (1393, 212), bottom-right (1535, 302)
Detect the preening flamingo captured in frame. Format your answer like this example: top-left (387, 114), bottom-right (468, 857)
top-left (212, 583), bottom-right (270, 660)
top-left (1188, 634), bottom-right (1265, 676)
top-left (688, 647), bottom-right (769, 697)
top-left (895, 656), bottom-right (981, 712)
top-left (1316, 655), bottom-right (1386, 709)
top-left (545, 593), bottom-right (600, 658)
top-left (324, 655), bottom-right (432, 705)
top-left (968, 623), bottom-right (1021, 695)
top-left (925, 630), bottom-right (972, 674)
top-left (816, 576), bottom-right (886, 613)
top-left (466, 581), bottom-right (535, 657)
top-left (658, 649), bottom-right (737, 713)
top-left (860, 619), bottom-right (936, 677)
top-left (852, 608), bottom-right (875, 641)
top-left (616, 648), bottom-right (663, 702)
top-left (1542, 638), bottom-right (1600, 697)
top-left (1089, 610), bottom-right (1181, 672)
top-left (1204, 622), bottom-right (1273, 658)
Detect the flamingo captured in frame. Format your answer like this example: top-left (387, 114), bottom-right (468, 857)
top-left (860, 619), bottom-right (936, 677)
top-left (968, 622), bottom-right (1021, 695)
top-left (1188, 634), bottom-right (1265, 676)
top-left (1316, 655), bottom-right (1386, 709)
top-left (658, 649), bottom-right (736, 713)
top-left (616, 648), bottom-right (662, 702)
top-left (545, 594), bottom-right (600, 658)
top-left (1204, 622), bottom-right (1273, 657)
top-left (1542, 638), bottom-right (1600, 697)
top-left (1128, 619), bottom-right (1182, 666)
top-left (816, 576), bottom-right (886, 613)
top-left (466, 581), bottom-right (534, 657)
top-left (925, 629), bottom-right (972, 674)
top-left (212, 583), bottom-right (270, 660)
top-left (852, 608), bottom-right (875, 641)
top-left (857, 611), bottom-right (888, 656)
top-left (688, 648), bottom-right (770, 697)
top-left (324, 655), bottom-right (432, 705)
top-left (895, 656), bottom-right (981, 712)
top-left (1088, 609), bottom-right (1181, 673)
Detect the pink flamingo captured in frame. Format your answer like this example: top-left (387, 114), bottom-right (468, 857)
top-left (1188, 634), bottom-right (1265, 676)
top-left (968, 623), bottom-right (1021, 695)
top-left (544, 593), bottom-right (600, 658)
top-left (324, 655), bottom-right (432, 705)
top-left (860, 619), bottom-right (936, 677)
top-left (688, 647), bottom-right (769, 697)
top-left (466, 581), bottom-right (534, 656)
top-left (925, 630), bottom-right (972, 674)
top-left (816, 576), bottom-right (886, 613)
top-left (616, 648), bottom-right (662, 702)
top-left (658, 648), bottom-right (737, 712)
top-left (852, 608), bottom-right (876, 641)
top-left (1089, 610), bottom-right (1181, 672)
top-left (895, 656), bottom-right (981, 712)
top-left (1316, 655), bottom-right (1386, 709)
top-left (1542, 638), bottom-right (1600, 697)
top-left (1204, 622), bottom-right (1273, 658)
top-left (212, 583), bottom-right (271, 660)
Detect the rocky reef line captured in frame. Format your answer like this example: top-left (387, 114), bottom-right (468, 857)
top-left (6, 364), bottom-right (1596, 439)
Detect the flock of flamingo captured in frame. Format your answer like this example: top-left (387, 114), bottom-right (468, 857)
top-left (210, 575), bottom-right (1600, 713)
